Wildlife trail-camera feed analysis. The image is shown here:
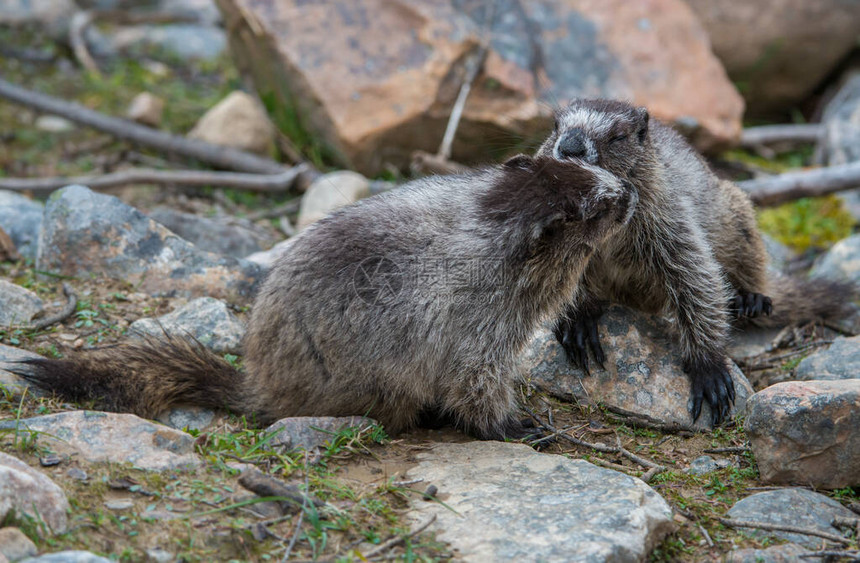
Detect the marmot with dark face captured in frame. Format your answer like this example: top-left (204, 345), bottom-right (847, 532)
top-left (538, 98), bottom-right (852, 427)
top-left (14, 155), bottom-right (637, 440)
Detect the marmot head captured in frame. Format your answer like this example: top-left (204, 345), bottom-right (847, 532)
top-left (536, 99), bottom-right (650, 179)
top-left (481, 154), bottom-right (638, 250)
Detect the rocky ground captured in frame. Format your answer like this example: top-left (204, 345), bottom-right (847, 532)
top-left (2, 3), bottom-right (860, 562)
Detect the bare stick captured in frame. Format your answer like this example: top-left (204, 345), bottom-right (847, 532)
top-left (739, 161), bottom-right (860, 207)
top-left (246, 198), bottom-right (302, 221)
top-left (0, 77), bottom-right (289, 174)
top-left (523, 406), bottom-right (665, 473)
top-left (0, 166), bottom-right (309, 196)
top-left (17, 283), bottom-right (77, 331)
top-left (238, 468), bottom-right (323, 513)
top-left (740, 124), bottom-right (822, 147)
top-left (703, 446), bottom-right (749, 454)
top-left (437, 48), bottom-right (488, 161)
top-left (69, 11), bottom-right (100, 76)
top-left (799, 550), bottom-right (860, 560)
top-left (719, 518), bottom-right (851, 545)
top-left (363, 514), bottom-right (437, 559)
top-left (697, 523), bottom-right (714, 548)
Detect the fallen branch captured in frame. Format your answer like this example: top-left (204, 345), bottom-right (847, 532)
top-left (17, 283), bottom-right (77, 331)
top-left (364, 515), bottom-right (437, 560)
top-left (0, 165), bottom-right (309, 196)
top-left (0, 77), bottom-right (289, 175)
top-left (740, 124), bottom-right (822, 147)
top-left (719, 518), bottom-right (852, 545)
top-left (739, 161), bottom-right (860, 206)
top-left (69, 11), bottom-right (100, 76)
top-left (799, 550), bottom-right (860, 560)
top-left (703, 446), bottom-right (750, 454)
top-left (523, 406), bottom-right (666, 480)
top-left (238, 468), bottom-right (323, 514)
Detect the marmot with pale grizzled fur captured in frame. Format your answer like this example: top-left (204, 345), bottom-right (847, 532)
top-left (14, 154), bottom-right (637, 439)
top-left (540, 98), bottom-right (852, 426)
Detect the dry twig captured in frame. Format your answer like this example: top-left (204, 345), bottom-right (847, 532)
top-left (739, 161), bottom-right (860, 206)
top-left (0, 166), bottom-right (309, 196)
top-left (16, 283), bottom-right (77, 331)
top-left (719, 518), bottom-right (852, 545)
top-left (363, 515), bottom-right (437, 560)
top-left (0, 77), bottom-right (290, 175)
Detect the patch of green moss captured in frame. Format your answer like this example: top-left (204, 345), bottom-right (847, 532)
top-left (757, 195), bottom-right (856, 252)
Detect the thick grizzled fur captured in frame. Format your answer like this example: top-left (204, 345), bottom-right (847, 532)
top-left (537, 98), bottom-right (854, 426)
top-left (17, 155), bottom-right (636, 440)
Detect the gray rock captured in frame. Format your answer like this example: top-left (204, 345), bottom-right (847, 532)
top-left (0, 0), bottom-right (78, 39)
top-left (87, 23), bottom-right (226, 62)
top-left (37, 185), bottom-right (263, 301)
top-left (795, 335), bottom-right (860, 380)
top-left (144, 548), bottom-right (174, 563)
top-left (188, 91), bottom-right (275, 156)
top-left (763, 234), bottom-right (795, 274)
top-left (149, 208), bottom-right (265, 259)
top-left (686, 455), bottom-right (729, 476)
top-left (406, 441), bottom-right (674, 562)
top-left (126, 92), bottom-right (164, 127)
top-left (0, 281), bottom-right (43, 327)
top-left (725, 543), bottom-right (811, 563)
top-left (0, 411), bottom-right (200, 472)
top-left (130, 297), bottom-right (245, 355)
top-left (810, 233), bottom-right (860, 284)
top-left (155, 0), bottom-right (220, 25)
top-left (0, 345), bottom-right (46, 399)
top-left (818, 74), bottom-right (860, 166)
top-left (0, 527), bottom-right (37, 561)
top-left (524, 306), bottom-right (754, 431)
top-left (0, 191), bottom-right (44, 260)
top-left (0, 452), bottom-right (69, 535)
top-left (155, 406), bottom-right (215, 432)
top-left (297, 171), bottom-right (371, 230)
top-left (745, 380), bottom-right (860, 488)
top-left (727, 489), bottom-right (855, 548)
top-left (104, 499), bottom-right (134, 511)
top-left (65, 468), bottom-right (87, 481)
top-left (727, 326), bottom-right (784, 363)
top-left (19, 551), bottom-right (112, 563)
top-left (265, 416), bottom-right (376, 452)
top-left (34, 116), bottom-right (74, 133)
top-left (244, 238), bottom-right (296, 269)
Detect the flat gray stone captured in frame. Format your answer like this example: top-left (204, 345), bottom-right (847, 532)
top-left (0, 191), bottom-right (44, 260)
top-left (795, 335), bottom-right (860, 380)
top-left (130, 297), bottom-right (245, 355)
top-left (19, 551), bottom-right (111, 563)
top-left (0, 411), bottom-right (200, 472)
top-left (0, 281), bottom-right (43, 327)
top-left (727, 489), bottom-right (855, 548)
top-left (155, 406), bottom-right (215, 432)
top-left (686, 455), bottom-right (729, 476)
top-left (524, 306), bottom-right (753, 431)
top-left (0, 452), bottom-right (69, 535)
top-left (36, 185), bottom-right (263, 301)
top-left (818, 74), bottom-right (860, 166)
top-left (406, 441), bottom-right (675, 562)
top-left (727, 326), bottom-right (783, 362)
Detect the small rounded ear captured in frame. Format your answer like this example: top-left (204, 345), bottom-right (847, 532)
top-left (635, 107), bottom-right (650, 143)
top-left (504, 154), bottom-right (535, 169)
top-left (530, 212), bottom-right (565, 245)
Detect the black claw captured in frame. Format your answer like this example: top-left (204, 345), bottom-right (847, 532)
top-left (685, 354), bottom-right (735, 427)
top-left (730, 291), bottom-right (774, 320)
top-left (554, 302), bottom-right (606, 375)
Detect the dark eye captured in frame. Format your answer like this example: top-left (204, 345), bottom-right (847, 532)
top-left (610, 134), bottom-right (628, 144)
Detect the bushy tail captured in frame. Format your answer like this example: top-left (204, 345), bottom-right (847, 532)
top-left (10, 334), bottom-right (250, 420)
top-left (749, 273), bottom-right (856, 328)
